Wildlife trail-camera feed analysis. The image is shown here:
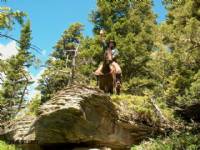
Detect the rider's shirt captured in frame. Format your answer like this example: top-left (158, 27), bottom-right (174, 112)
top-left (111, 48), bottom-right (119, 59)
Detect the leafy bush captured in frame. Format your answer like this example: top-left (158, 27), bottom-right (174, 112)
top-left (125, 78), bottom-right (157, 95)
top-left (111, 94), bottom-right (175, 125)
top-left (132, 133), bottom-right (200, 150)
top-left (27, 94), bottom-right (41, 116)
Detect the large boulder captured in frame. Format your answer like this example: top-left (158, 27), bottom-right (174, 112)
top-left (0, 85), bottom-right (159, 150)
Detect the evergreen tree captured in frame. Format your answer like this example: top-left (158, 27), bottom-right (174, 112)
top-left (161, 0), bottom-right (200, 105)
top-left (78, 0), bottom-right (157, 94)
top-left (0, 6), bottom-right (26, 30)
top-left (37, 23), bottom-right (83, 102)
top-left (1, 20), bottom-right (34, 118)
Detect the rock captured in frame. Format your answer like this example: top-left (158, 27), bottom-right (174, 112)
top-left (0, 85), bottom-right (159, 150)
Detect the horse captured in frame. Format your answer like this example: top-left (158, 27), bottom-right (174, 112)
top-left (98, 49), bottom-right (120, 95)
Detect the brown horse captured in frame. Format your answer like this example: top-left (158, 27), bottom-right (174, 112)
top-left (99, 49), bottom-right (120, 94)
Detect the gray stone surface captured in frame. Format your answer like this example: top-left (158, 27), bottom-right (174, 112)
top-left (0, 85), bottom-right (157, 150)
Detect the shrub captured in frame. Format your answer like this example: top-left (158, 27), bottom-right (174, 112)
top-left (0, 140), bottom-right (21, 150)
top-left (132, 133), bottom-right (200, 150)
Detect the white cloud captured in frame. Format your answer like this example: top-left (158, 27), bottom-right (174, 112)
top-left (0, 41), bottom-right (18, 60)
top-left (28, 68), bottom-right (45, 100)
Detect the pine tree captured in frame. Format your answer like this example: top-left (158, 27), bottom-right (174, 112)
top-left (0, 6), bottom-right (26, 30)
top-left (1, 20), bottom-right (34, 118)
top-left (156, 0), bottom-right (200, 105)
top-left (83, 0), bottom-right (157, 94)
top-left (37, 23), bottom-right (84, 102)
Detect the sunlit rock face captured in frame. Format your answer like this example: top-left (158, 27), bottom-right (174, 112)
top-left (0, 85), bottom-right (157, 150)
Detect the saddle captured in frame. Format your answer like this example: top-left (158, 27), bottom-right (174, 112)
top-left (94, 61), bottom-right (121, 76)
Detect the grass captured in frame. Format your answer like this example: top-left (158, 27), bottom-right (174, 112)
top-left (0, 141), bottom-right (20, 150)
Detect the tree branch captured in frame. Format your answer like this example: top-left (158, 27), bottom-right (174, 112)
top-left (149, 97), bottom-right (169, 124)
top-left (0, 33), bottom-right (42, 54)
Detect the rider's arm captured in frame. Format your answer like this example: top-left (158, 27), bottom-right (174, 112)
top-left (100, 30), bottom-right (107, 51)
top-left (101, 39), bottom-right (107, 51)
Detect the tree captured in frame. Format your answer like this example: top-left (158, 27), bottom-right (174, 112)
top-left (37, 23), bottom-right (84, 103)
top-left (0, 6), bottom-right (26, 30)
top-left (144, 0), bottom-right (200, 106)
top-left (79, 0), bottom-right (156, 94)
top-left (0, 21), bottom-right (34, 118)
top-left (160, 0), bottom-right (200, 105)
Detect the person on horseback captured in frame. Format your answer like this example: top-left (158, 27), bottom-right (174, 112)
top-left (94, 29), bottom-right (122, 86)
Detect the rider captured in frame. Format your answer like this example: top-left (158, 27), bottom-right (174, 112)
top-left (94, 29), bottom-right (122, 84)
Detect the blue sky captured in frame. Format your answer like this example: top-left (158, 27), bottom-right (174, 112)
top-left (1, 0), bottom-right (97, 76)
top-left (0, 0), bottom-right (167, 98)
top-left (153, 0), bottom-right (167, 23)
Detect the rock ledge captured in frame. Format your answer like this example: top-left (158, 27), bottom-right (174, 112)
top-left (0, 85), bottom-right (158, 150)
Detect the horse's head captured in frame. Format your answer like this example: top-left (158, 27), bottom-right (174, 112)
top-left (104, 49), bottom-right (113, 65)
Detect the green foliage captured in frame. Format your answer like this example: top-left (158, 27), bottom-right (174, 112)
top-left (27, 94), bottom-right (41, 116)
top-left (155, 0), bottom-right (200, 107)
top-left (0, 21), bottom-right (34, 119)
top-left (38, 23), bottom-right (84, 103)
top-left (125, 77), bottom-right (157, 95)
top-left (0, 140), bottom-right (20, 150)
top-left (90, 0), bottom-right (156, 83)
top-left (132, 133), bottom-right (200, 150)
top-left (111, 94), bottom-right (175, 125)
top-left (77, 36), bottom-right (102, 83)
top-left (0, 1), bottom-right (199, 148)
top-left (0, 6), bottom-right (26, 30)
top-left (189, 71), bottom-right (200, 100)
top-left (74, 0), bottom-right (158, 94)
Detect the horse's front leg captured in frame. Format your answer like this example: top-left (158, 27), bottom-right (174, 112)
top-left (110, 67), bottom-right (118, 95)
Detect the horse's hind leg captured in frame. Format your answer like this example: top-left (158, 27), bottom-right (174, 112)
top-left (116, 83), bottom-right (120, 95)
top-left (115, 73), bottom-right (121, 95)
top-left (99, 76), bottom-right (104, 91)
top-left (109, 80), bottom-right (114, 94)
top-left (109, 88), bottom-right (113, 94)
